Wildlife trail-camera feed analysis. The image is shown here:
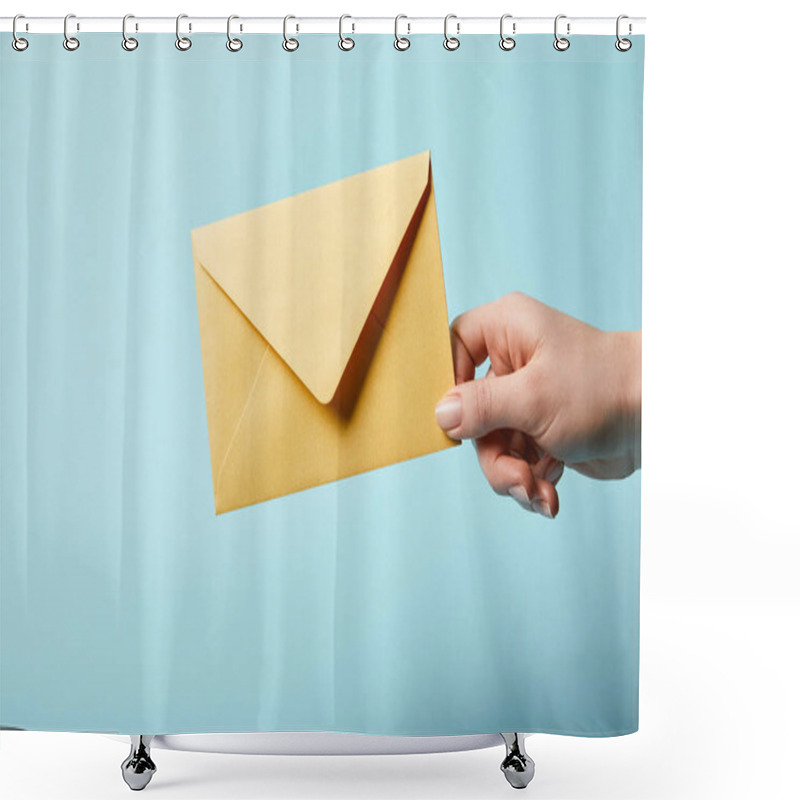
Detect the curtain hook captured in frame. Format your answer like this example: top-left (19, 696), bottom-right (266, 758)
top-left (394, 14), bottom-right (410, 51)
top-left (282, 15), bottom-right (299, 51)
top-left (226, 15), bottom-right (243, 51)
top-left (175, 14), bottom-right (192, 50)
top-left (12, 14), bottom-right (29, 51)
top-left (122, 14), bottom-right (138, 51)
top-left (553, 14), bottom-right (570, 51)
top-left (499, 14), bottom-right (516, 51)
top-left (615, 14), bottom-right (632, 51)
top-left (63, 13), bottom-right (80, 51)
top-left (339, 14), bottom-right (355, 51)
top-left (443, 14), bottom-right (460, 51)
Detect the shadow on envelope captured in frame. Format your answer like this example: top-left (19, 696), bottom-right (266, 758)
top-left (329, 175), bottom-right (431, 420)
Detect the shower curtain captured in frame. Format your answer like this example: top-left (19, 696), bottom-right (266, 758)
top-left (0, 29), bottom-right (643, 737)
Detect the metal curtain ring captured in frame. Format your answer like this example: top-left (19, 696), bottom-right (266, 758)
top-left (339, 14), bottom-right (355, 50)
top-left (12, 14), bottom-right (28, 51)
top-left (443, 14), bottom-right (460, 50)
top-left (499, 14), bottom-right (515, 50)
top-left (175, 14), bottom-right (192, 50)
top-left (63, 13), bottom-right (80, 51)
top-left (394, 14), bottom-right (410, 51)
top-left (282, 15), bottom-right (299, 51)
top-left (226, 15), bottom-right (243, 51)
top-left (122, 14), bottom-right (138, 51)
top-left (553, 14), bottom-right (570, 51)
top-left (615, 14), bottom-right (632, 51)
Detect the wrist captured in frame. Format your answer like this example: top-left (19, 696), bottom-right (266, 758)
top-left (614, 330), bottom-right (642, 470)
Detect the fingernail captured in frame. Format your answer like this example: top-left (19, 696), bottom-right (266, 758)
top-left (532, 497), bottom-right (554, 518)
top-left (545, 461), bottom-right (564, 484)
top-left (508, 485), bottom-right (533, 511)
top-left (435, 394), bottom-right (462, 433)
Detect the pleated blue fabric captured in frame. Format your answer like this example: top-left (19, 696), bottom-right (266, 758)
top-left (1, 33), bottom-right (643, 736)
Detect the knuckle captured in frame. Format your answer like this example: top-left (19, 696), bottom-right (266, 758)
top-left (490, 480), bottom-right (506, 497)
top-left (501, 290), bottom-right (526, 308)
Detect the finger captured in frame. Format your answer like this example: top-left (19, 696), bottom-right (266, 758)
top-left (435, 369), bottom-right (533, 441)
top-left (451, 328), bottom-right (478, 385)
top-left (530, 477), bottom-right (559, 519)
top-left (475, 431), bottom-right (537, 500)
top-left (507, 429), bottom-right (528, 459)
top-left (450, 305), bottom-right (494, 384)
top-left (475, 433), bottom-right (559, 518)
top-left (475, 388), bottom-right (556, 481)
top-left (529, 438), bottom-right (546, 462)
top-left (532, 456), bottom-right (565, 486)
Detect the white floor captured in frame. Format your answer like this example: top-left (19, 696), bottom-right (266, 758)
top-left (2, 596), bottom-right (797, 800)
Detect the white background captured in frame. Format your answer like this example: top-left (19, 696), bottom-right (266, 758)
top-left (1, 1), bottom-right (798, 798)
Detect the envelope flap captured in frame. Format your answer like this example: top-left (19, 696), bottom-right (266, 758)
top-left (191, 152), bottom-right (432, 404)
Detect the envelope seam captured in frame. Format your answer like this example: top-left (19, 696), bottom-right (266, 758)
top-left (215, 348), bottom-right (269, 492)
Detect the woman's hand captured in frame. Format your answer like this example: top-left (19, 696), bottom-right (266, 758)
top-left (434, 292), bottom-right (641, 518)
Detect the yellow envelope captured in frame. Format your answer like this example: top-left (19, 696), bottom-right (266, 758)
top-left (191, 151), bottom-right (458, 514)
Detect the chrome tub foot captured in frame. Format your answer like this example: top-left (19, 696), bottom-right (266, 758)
top-left (121, 735), bottom-right (157, 791)
top-left (500, 732), bottom-right (535, 789)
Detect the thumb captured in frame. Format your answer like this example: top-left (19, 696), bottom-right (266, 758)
top-left (435, 370), bottom-right (532, 440)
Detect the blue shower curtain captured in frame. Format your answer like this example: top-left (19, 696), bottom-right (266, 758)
top-left (0, 32), bottom-right (643, 736)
